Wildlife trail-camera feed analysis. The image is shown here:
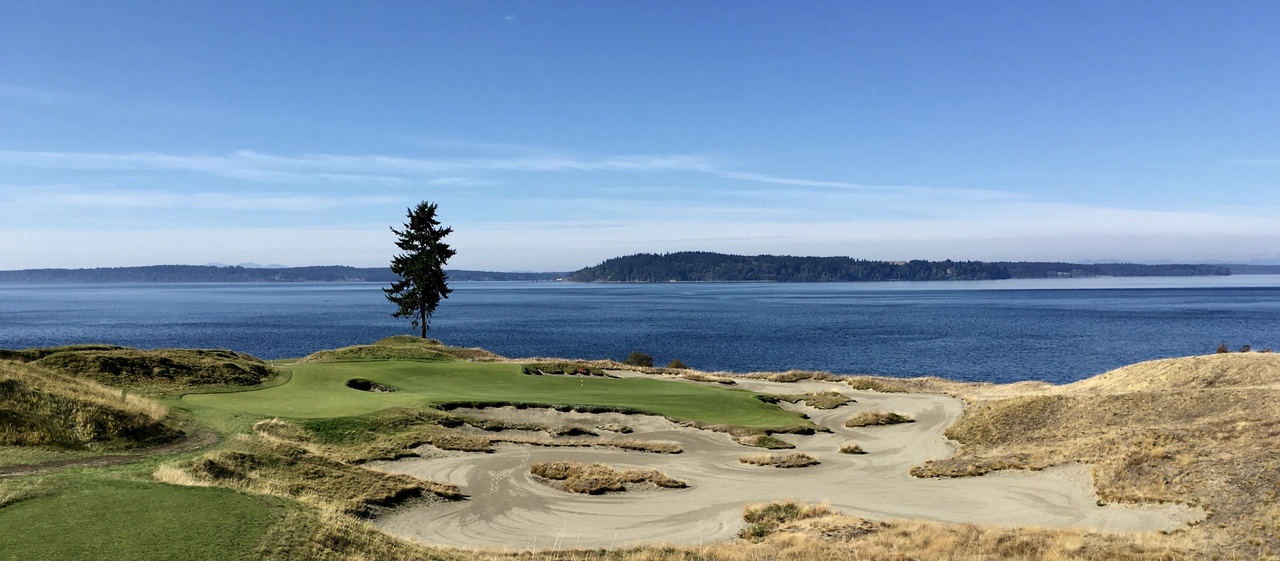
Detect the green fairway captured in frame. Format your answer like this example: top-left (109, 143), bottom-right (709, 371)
top-left (0, 477), bottom-right (281, 561)
top-left (182, 360), bottom-right (806, 429)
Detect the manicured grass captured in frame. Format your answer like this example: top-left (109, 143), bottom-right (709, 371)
top-left (0, 477), bottom-right (282, 561)
top-left (182, 360), bottom-right (807, 429)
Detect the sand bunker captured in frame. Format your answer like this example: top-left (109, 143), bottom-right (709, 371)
top-left (373, 376), bottom-right (1203, 550)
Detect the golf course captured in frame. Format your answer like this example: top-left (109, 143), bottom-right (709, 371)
top-left (3, 337), bottom-right (1279, 560)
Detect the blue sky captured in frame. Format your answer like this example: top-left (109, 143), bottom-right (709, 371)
top-left (2, 1), bottom-right (1279, 271)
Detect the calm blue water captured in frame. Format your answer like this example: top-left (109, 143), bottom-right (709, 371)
top-left (3, 277), bottom-right (1280, 384)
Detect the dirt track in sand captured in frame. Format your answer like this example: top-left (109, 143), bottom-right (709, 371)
top-left (373, 376), bottom-right (1203, 550)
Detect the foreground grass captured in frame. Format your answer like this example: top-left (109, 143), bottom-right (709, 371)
top-left (182, 360), bottom-right (809, 430)
top-left (0, 474), bottom-right (284, 561)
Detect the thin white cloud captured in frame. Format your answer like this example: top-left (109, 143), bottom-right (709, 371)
top-left (0, 82), bottom-right (93, 106)
top-left (19, 190), bottom-right (401, 212)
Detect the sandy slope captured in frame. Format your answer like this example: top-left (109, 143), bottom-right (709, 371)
top-left (373, 376), bottom-right (1202, 550)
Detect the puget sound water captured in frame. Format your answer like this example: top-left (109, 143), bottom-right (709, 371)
top-left (3, 276), bottom-right (1280, 385)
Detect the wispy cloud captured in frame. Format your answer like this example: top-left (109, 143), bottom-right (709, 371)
top-left (0, 82), bottom-right (93, 106)
top-left (19, 189), bottom-right (401, 212)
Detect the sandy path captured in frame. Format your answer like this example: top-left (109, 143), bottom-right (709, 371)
top-left (373, 377), bottom-right (1202, 550)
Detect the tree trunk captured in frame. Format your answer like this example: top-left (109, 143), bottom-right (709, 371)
top-left (419, 304), bottom-right (427, 338)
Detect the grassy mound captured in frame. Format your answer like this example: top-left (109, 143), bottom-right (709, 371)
top-left (758, 391), bottom-right (852, 409)
top-left (839, 442), bottom-right (866, 454)
top-left (16, 346), bottom-right (273, 392)
top-left (0, 361), bottom-right (179, 448)
top-left (734, 434), bottom-right (795, 449)
top-left (739, 499), bottom-right (838, 540)
top-left (739, 452), bottom-right (819, 468)
top-left (529, 461), bottom-right (687, 494)
top-left (300, 336), bottom-right (503, 363)
top-left (845, 411), bottom-right (914, 427)
top-left (160, 435), bottom-right (462, 518)
top-left (1064, 352), bottom-right (1280, 393)
top-left (914, 353), bottom-right (1280, 555)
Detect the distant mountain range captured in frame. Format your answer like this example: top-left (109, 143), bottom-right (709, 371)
top-left (1, 253), bottom-right (1276, 284)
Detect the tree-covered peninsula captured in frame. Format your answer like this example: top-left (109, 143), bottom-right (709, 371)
top-left (565, 252), bottom-right (1232, 283)
top-left (567, 252), bottom-right (1011, 282)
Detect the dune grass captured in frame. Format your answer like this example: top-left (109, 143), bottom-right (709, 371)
top-left (157, 434), bottom-right (462, 517)
top-left (734, 434), bottom-right (795, 449)
top-left (839, 442), bottom-right (866, 454)
top-left (844, 411), bottom-right (915, 428)
top-left (0, 361), bottom-right (180, 449)
top-left (181, 359), bottom-right (811, 430)
top-left (529, 461), bottom-right (687, 494)
top-left (739, 452), bottom-right (819, 468)
top-left (912, 352), bottom-right (1280, 556)
top-left (17, 346), bottom-right (274, 394)
top-left (757, 391), bottom-right (852, 409)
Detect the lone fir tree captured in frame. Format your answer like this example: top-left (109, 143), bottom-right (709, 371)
top-left (384, 201), bottom-right (456, 338)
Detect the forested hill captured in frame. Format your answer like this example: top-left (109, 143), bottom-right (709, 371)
top-left (567, 253), bottom-right (1011, 282)
top-left (565, 252), bottom-right (1233, 282)
top-left (0, 266), bottom-right (565, 283)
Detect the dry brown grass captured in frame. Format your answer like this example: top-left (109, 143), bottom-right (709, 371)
top-left (677, 371), bottom-right (737, 385)
top-left (838, 442), bottom-right (866, 454)
top-left (912, 353), bottom-right (1280, 557)
top-left (844, 411), bottom-right (914, 427)
top-left (26, 346), bottom-right (273, 393)
top-left (0, 360), bottom-right (178, 448)
top-left (529, 461), bottom-right (687, 494)
top-left (758, 391), bottom-right (852, 410)
top-left (249, 499), bottom-right (1195, 561)
top-left (739, 452), bottom-right (819, 468)
top-left (157, 435), bottom-right (462, 518)
top-left (844, 375), bottom-right (910, 393)
top-left (733, 434), bottom-right (795, 449)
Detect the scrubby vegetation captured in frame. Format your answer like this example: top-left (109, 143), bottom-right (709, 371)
top-left (844, 376), bottom-right (909, 393)
top-left (757, 391), bottom-right (852, 409)
top-left (521, 361), bottom-right (607, 376)
top-left (839, 442), bottom-right (866, 454)
top-left (913, 352), bottom-right (1280, 555)
top-left (734, 434), bottom-right (795, 449)
top-left (0, 345), bottom-right (273, 394)
top-left (529, 461), bottom-right (687, 494)
top-left (0, 361), bottom-right (179, 448)
top-left (624, 351), bottom-right (654, 367)
top-left (747, 369), bottom-right (841, 383)
top-left (157, 434), bottom-right (461, 518)
top-left (845, 411), bottom-right (915, 427)
top-left (677, 371), bottom-right (736, 384)
top-left (739, 452), bottom-right (819, 468)
top-left (739, 499), bottom-right (837, 540)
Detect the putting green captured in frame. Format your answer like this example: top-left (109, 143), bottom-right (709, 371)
top-left (182, 360), bottom-right (806, 429)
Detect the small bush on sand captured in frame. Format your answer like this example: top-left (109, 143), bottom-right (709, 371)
top-left (739, 452), bottom-right (819, 468)
top-left (839, 442), bottom-right (866, 454)
top-left (666, 359), bottom-right (689, 369)
top-left (530, 461), bottom-right (686, 494)
top-left (1216, 342), bottom-right (1230, 353)
top-left (735, 434), bottom-right (795, 449)
top-left (845, 411), bottom-right (915, 428)
top-left (624, 352), bottom-right (654, 367)
top-left (739, 500), bottom-right (836, 540)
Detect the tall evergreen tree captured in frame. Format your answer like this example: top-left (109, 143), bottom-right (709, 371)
top-left (384, 201), bottom-right (455, 338)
